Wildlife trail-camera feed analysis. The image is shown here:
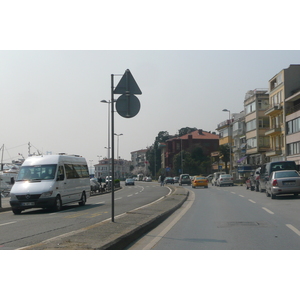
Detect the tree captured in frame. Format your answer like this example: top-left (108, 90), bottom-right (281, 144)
top-left (178, 127), bottom-right (197, 137)
top-left (219, 144), bottom-right (230, 173)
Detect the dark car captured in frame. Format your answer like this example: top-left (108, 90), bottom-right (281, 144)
top-left (179, 174), bottom-right (191, 186)
top-left (125, 178), bottom-right (135, 186)
top-left (258, 161), bottom-right (297, 192)
top-left (164, 177), bottom-right (174, 184)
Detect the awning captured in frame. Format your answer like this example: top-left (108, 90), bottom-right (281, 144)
top-left (237, 156), bottom-right (247, 163)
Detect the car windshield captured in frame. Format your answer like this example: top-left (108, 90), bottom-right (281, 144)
top-left (221, 175), bottom-right (231, 178)
top-left (275, 171), bottom-right (300, 178)
top-left (17, 164), bottom-right (57, 181)
top-left (126, 179), bottom-right (134, 181)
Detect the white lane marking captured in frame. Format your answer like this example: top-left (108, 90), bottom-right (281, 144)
top-left (262, 207), bottom-right (274, 215)
top-left (248, 199), bottom-right (256, 203)
top-left (95, 201), bottom-right (105, 204)
top-left (0, 221), bottom-right (17, 227)
top-left (286, 224), bottom-right (300, 237)
top-left (231, 192), bottom-right (236, 194)
top-left (239, 195), bottom-right (245, 198)
top-left (142, 190), bottom-right (195, 250)
top-left (127, 194), bottom-right (133, 197)
top-left (115, 198), bottom-right (122, 201)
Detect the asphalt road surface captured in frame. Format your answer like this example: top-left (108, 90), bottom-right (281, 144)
top-left (0, 181), bottom-right (170, 250)
top-left (128, 183), bottom-right (300, 250)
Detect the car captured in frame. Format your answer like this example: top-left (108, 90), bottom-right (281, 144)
top-left (164, 177), bottom-right (174, 184)
top-left (179, 174), bottom-right (191, 186)
top-left (145, 177), bottom-right (152, 182)
top-left (192, 176), bottom-right (208, 188)
top-left (90, 178), bottom-right (101, 193)
top-left (216, 174), bottom-right (233, 186)
top-left (211, 172), bottom-right (226, 186)
top-left (257, 161), bottom-right (297, 192)
top-left (125, 178), bottom-right (135, 186)
top-left (173, 177), bottom-right (179, 183)
top-left (265, 170), bottom-right (300, 199)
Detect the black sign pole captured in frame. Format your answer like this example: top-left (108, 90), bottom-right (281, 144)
top-left (111, 74), bottom-right (115, 222)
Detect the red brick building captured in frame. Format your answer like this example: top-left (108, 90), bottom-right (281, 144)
top-left (162, 129), bottom-right (219, 171)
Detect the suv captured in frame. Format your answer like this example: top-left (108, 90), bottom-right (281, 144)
top-left (179, 174), bottom-right (191, 186)
top-left (257, 161), bottom-right (297, 192)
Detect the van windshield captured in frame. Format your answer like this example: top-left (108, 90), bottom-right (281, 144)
top-left (17, 164), bottom-right (57, 181)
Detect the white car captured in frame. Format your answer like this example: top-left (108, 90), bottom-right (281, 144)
top-left (216, 174), bottom-right (234, 186)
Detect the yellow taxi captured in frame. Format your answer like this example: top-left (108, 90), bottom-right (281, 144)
top-left (192, 176), bottom-right (208, 188)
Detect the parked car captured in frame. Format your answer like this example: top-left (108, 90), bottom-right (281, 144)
top-left (192, 176), bottom-right (208, 188)
top-left (145, 177), bottom-right (152, 182)
top-left (164, 177), bottom-right (174, 184)
top-left (216, 174), bottom-right (234, 186)
top-left (258, 161), bottom-right (297, 192)
top-left (125, 178), bottom-right (135, 186)
top-left (173, 177), bottom-right (179, 183)
top-left (90, 178), bottom-right (101, 193)
top-left (206, 174), bottom-right (213, 182)
top-left (179, 174), bottom-right (191, 186)
top-left (265, 170), bottom-right (300, 199)
top-left (211, 172), bottom-right (226, 186)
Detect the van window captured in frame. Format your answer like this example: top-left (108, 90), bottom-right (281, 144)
top-left (17, 164), bottom-right (57, 181)
top-left (57, 165), bottom-right (65, 181)
top-left (64, 164), bottom-right (89, 179)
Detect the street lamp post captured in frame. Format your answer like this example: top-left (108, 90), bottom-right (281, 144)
top-left (222, 109), bottom-right (232, 175)
top-left (114, 133), bottom-right (123, 159)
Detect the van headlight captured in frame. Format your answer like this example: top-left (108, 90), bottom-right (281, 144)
top-left (40, 191), bottom-right (53, 198)
top-left (10, 193), bottom-right (17, 200)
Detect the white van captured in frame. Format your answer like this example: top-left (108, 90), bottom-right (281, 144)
top-left (9, 154), bottom-right (90, 214)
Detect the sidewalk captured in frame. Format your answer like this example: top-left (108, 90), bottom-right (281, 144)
top-left (3, 186), bottom-right (189, 250)
top-left (0, 196), bottom-right (11, 212)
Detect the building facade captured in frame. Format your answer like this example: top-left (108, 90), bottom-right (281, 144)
top-left (94, 158), bottom-right (131, 179)
top-left (163, 129), bottom-right (219, 174)
top-left (265, 64), bottom-right (300, 162)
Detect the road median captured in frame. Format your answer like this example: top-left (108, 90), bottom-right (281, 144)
top-left (20, 186), bottom-right (189, 250)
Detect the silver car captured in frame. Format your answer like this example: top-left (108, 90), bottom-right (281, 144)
top-left (266, 170), bottom-right (300, 199)
top-left (216, 174), bottom-right (233, 186)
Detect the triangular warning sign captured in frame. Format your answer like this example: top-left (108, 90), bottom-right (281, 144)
top-left (113, 69), bottom-right (142, 95)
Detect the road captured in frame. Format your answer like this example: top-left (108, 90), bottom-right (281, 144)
top-left (0, 181), bottom-right (170, 250)
top-left (127, 183), bottom-right (300, 250)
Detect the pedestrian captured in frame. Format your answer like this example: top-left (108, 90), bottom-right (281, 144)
top-left (160, 174), bottom-right (165, 186)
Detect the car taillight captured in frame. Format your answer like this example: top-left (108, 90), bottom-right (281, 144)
top-left (231, 177), bottom-right (233, 181)
top-left (272, 180), bottom-right (278, 186)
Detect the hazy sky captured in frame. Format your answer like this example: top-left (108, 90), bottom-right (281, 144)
top-left (1, 50), bottom-right (300, 164)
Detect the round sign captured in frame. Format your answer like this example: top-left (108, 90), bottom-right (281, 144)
top-left (116, 94), bottom-right (141, 118)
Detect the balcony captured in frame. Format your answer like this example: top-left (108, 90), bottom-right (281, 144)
top-left (264, 104), bottom-right (282, 117)
top-left (265, 147), bottom-right (282, 157)
top-left (265, 125), bottom-right (282, 137)
top-left (286, 102), bottom-right (300, 116)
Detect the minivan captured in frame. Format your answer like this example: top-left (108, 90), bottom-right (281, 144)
top-left (10, 154), bottom-right (90, 214)
top-left (257, 161), bottom-right (297, 192)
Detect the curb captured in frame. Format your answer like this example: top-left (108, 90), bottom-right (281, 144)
top-left (21, 186), bottom-right (189, 250)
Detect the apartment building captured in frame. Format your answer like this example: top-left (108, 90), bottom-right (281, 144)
top-left (265, 64), bottom-right (300, 162)
top-left (94, 158), bottom-right (131, 179)
top-left (244, 89), bottom-right (270, 167)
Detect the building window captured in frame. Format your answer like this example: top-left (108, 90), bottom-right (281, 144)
top-left (246, 119), bottom-right (256, 132)
top-left (247, 137), bottom-right (257, 149)
top-left (245, 102), bottom-right (256, 115)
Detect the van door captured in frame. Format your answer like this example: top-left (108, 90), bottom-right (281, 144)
top-left (56, 165), bottom-right (69, 204)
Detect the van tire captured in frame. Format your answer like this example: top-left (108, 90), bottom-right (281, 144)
top-left (79, 192), bottom-right (86, 206)
top-left (53, 196), bottom-right (62, 211)
top-left (12, 208), bottom-right (22, 215)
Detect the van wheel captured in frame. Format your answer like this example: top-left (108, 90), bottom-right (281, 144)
top-left (12, 208), bottom-right (22, 215)
top-left (79, 192), bottom-right (86, 206)
top-left (53, 196), bottom-right (62, 211)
